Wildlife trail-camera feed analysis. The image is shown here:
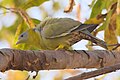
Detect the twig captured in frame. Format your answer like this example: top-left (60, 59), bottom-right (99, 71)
top-left (88, 43), bottom-right (120, 50)
top-left (64, 0), bottom-right (75, 13)
top-left (65, 63), bottom-right (120, 80)
top-left (112, 44), bottom-right (120, 50)
top-left (0, 5), bottom-right (35, 28)
top-left (0, 5), bottom-right (17, 13)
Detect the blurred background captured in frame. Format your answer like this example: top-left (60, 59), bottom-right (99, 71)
top-left (0, 0), bottom-right (120, 80)
top-left (0, 0), bottom-right (106, 50)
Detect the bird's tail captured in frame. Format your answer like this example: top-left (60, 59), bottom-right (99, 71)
top-left (69, 30), bottom-right (108, 49)
top-left (79, 31), bottom-right (108, 49)
top-left (68, 24), bottom-right (108, 49)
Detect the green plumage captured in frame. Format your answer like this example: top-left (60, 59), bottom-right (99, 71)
top-left (16, 17), bottom-right (107, 50)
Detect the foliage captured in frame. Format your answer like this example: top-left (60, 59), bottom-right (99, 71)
top-left (0, 0), bottom-right (120, 79)
top-left (87, 0), bottom-right (120, 50)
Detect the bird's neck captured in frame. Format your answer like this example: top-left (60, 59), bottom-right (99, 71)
top-left (33, 30), bottom-right (46, 50)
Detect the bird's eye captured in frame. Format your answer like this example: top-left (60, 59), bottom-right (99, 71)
top-left (21, 35), bottom-right (23, 37)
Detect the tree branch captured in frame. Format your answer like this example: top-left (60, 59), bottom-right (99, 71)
top-left (0, 48), bottom-right (120, 80)
top-left (0, 48), bottom-right (120, 71)
top-left (65, 63), bottom-right (120, 80)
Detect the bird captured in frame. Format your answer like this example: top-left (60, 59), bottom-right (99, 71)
top-left (16, 17), bottom-right (107, 50)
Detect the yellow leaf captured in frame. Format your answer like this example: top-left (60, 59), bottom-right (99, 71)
top-left (7, 70), bottom-right (28, 80)
top-left (85, 14), bottom-right (107, 24)
top-left (105, 9), bottom-right (118, 50)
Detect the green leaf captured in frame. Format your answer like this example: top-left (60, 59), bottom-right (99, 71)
top-left (31, 18), bottom-right (41, 25)
top-left (97, 10), bottom-right (113, 32)
top-left (0, 0), bottom-right (14, 6)
top-left (90, 0), bottom-right (106, 18)
top-left (13, 0), bottom-right (26, 8)
top-left (104, 0), bottom-right (117, 9)
top-left (21, 0), bottom-right (49, 10)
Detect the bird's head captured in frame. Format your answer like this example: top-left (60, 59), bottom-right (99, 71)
top-left (16, 28), bottom-right (36, 45)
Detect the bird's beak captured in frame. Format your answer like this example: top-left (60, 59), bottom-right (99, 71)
top-left (16, 40), bottom-right (21, 45)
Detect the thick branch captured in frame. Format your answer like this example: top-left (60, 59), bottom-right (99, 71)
top-left (0, 48), bottom-right (120, 72)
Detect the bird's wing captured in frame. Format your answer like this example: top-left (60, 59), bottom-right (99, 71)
top-left (39, 18), bottom-right (98, 38)
top-left (40, 18), bottom-right (80, 38)
top-left (78, 24), bottom-right (98, 33)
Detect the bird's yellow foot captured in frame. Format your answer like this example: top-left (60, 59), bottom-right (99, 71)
top-left (55, 44), bottom-right (65, 50)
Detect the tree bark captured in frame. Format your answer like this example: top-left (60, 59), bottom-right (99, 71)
top-left (0, 48), bottom-right (120, 72)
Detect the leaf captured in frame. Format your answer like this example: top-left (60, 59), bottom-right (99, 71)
top-left (85, 13), bottom-right (107, 24)
top-left (0, 0), bottom-right (14, 6)
top-left (105, 0), bottom-right (117, 9)
top-left (104, 11), bottom-right (118, 50)
top-left (1, 0), bottom-right (48, 10)
top-left (13, 0), bottom-right (26, 8)
top-left (89, 0), bottom-right (97, 8)
top-left (90, 0), bottom-right (106, 18)
top-left (64, 0), bottom-right (75, 13)
top-left (116, 14), bottom-right (120, 35)
top-left (53, 2), bottom-right (60, 11)
top-left (116, 0), bottom-right (120, 35)
top-left (21, 0), bottom-right (48, 10)
top-left (91, 2), bottom-right (118, 50)
top-left (7, 71), bottom-right (28, 80)
top-left (94, 2), bottom-right (117, 33)
top-left (31, 18), bottom-right (41, 25)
